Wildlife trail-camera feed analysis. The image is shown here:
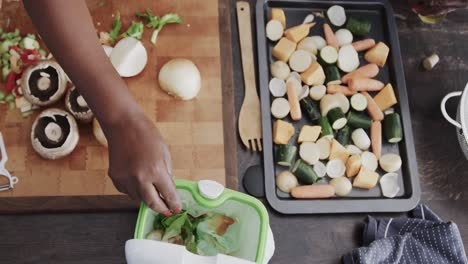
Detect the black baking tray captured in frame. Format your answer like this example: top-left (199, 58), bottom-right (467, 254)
top-left (255, 0), bottom-right (420, 213)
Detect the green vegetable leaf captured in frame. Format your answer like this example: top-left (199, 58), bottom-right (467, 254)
top-left (136, 9), bottom-right (159, 29)
top-left (162, 212), bottom-right (188, 242)
top-left (109, 12), bottom-right (122, 44)
top-left (122, 21), bottom-right (144, 39)
top-left (153, 213), bottom-right (165, 230)
top-left (157, 13), bottom-right (182, 31)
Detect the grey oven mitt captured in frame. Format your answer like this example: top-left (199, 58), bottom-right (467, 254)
top-left (343, 204), bottom-right (468, 264)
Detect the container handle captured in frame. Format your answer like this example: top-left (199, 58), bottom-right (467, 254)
top-left (441, 91), bottom-right (462, 129)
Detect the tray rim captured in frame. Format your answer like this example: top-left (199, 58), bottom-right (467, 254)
top-left (256, 0), bottom-right (421, 214)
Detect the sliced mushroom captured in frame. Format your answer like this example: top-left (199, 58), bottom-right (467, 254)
top-left (21, 60), bottom-right (67, 106)
top-left (65, 86), bottom-right (93, 123)
top-left (92, 118), bottom-right (108, 147)
top-left (31, 108), bottom-right (79, 160)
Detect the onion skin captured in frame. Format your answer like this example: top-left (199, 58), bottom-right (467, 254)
top-left (93, 118), bottom-right (108, 148)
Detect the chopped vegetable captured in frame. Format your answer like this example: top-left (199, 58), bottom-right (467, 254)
top-left (317, 136), bottom-right (331, 159)
top-left (346, 144), bottom-right (362, 155)
top-left (380, 173), bottom-right (400, 198)
top-left (361, 151), bottom-right (378, 171)
top-left (350, 93), bottom-right (368, 111)
top-left (341, 64), bottom-right (379, 84)
top-left (325, 65), bottom-right (341, 85)
top-left (353, 167), bottom-right (379, 189)
top-left (379, 154), bottom-right (402, 173)
top-left (423, 53), bottom-right (439, 70)
top-left (352, 38), bottom-right (376, 52)
top-left (320, 45), bottom-right (338, 64)
top-left (276, 171), bottom-right (299, 193)
top-left (289, 50), bottom-right (312, 72)
top-left (276, 144), bottom-right (297, 166)
top-left (383, 112), bottom-right (403, 143)
top-left (334, 93), bottom-right (350, 114)
top-left (318, 117), bottom-right (334, 141)
top-left (370, 121), bottom-right (382, 158)
top-left (269, 77), bottom-right (287, 97)
top-left (329, 139), bottom-right (349, 164)
top-left (297, 85), bottom-right (309, 100)
top-left (351, 128), bottom-right (371, 150)
top-left (335, 29), bottom-right (353, 47)
top-left (347, 111), bottom-right (372, 129)
top-left (346, 17), bottom-right (371, 36)
top-left (313, 161), bottom-right (327, 178)
top-left (349, 78), bottom-right (384, 92)
top-left (271, 8), bottom-right (286, 28)
top-left (330, 177), bottom-right (352, 196)
top-left (270, 61), bottom-right (291, 80)
top-left (346, 154), bottom-right (362, 177)
top-left (363, 91), bottom-right (384, 121)
top-left (327, 107), bottom-right (347, 130)
top-left (158, 59), bottom-right (199, 99)
top-left (291, 184), bottom-right (335, 199)
top-left (303, 14), bottom-right (315, 24)
top-left (327, 84), bottom-right (356, 96)
top-left (300, 62), bottom-right (325, 86)
top-left (327, 5), bottom-right (347, 26)
top-left (109, 12), bottom-right (122, 44)
top-left (309, 85), bottom-right (326, 100)
top-left (323, 23), bottom-right (338, 50)
top-left (273, 120), bottom-right (295, 144)
top-left (336, 126), bottom-right (351, 146)
top-left (309, 36), bottom-right (326, 50)
top-left (320, 94), bottom-right (340, 116)
top-left (271, 97), bottom-right (290, 119)
top-left (298, 125), bottom-right (321, 143)
top-left (288, 71), bottom-right (301, 81)
top-left (337, 44), bottom-right (360, 73)
top-left (266, 20), bottom-right (284, 41)
top-left (286, 78), bottom-right (302, 121)
top-left (326, 159), bottom-right (346, 178)
top-left (19, 34), bottom-right (39, 50)
top-left (373, 83), bottom-right (397, 111)
top-left (297, 37), bottom-right (318, 55)
top-left (364, 42), bottom-right (389, 67)
top-left (122, 21), bottom-right (144, 39)
top-left (272, 37), bottom-right (297, 62)
top-left (292, 159), bottom-right (319, 184)
top-left (284, 23), bottom-right (316, 43)
top-left (299, 142), bottom-right (320, 165)
top-left (300, 97), bottom-right (321, 121)
top-left (136, 10), bottom-right (182, 45)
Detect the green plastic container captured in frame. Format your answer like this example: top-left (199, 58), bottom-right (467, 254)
top-left (133, 179), bottom-right (272, 263)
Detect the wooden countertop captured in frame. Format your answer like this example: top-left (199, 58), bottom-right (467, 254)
top-left (0, 0), bottom-right (468, 263)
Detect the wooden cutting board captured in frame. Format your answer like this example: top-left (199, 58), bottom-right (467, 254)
top-left (0, 0), bottom-right (237, 212)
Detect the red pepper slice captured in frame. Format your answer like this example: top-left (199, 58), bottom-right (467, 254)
top-left (5, 72), bottom-right (19, 93)
top-left (9, 45), bottom-right (21, 53)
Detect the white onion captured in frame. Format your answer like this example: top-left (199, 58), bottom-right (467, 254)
top-left (110, 37), bottom-right (148, 77)
top-left (158, 58), bottom-right (201, 100)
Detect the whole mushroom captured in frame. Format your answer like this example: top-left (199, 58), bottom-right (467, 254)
top-left (31, 108), bottom-right (79, 160)
top-left (65, 86), bottom-right (93, 123)
top-left (21, 60), bottom-right (68, 106)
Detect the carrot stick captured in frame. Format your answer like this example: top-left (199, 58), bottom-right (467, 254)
top-left (327, 84), bottom-right (356, 96)
top-left (341, 64), bottom-right (379, 84)
top-left (287, 79), bottom-right (302, 121)
top-left (371, 121), bottom-right (382, 158)
top-left (291, 185), bottom-right (335, 199)
top-left (323, 23), bottom-right (338, 50)
top-left (349, 78), bottom-right (385, 92)
top-left (352, 39), bottom-right (376, 52)
top-left (362, 92), bottom-right (384, 121)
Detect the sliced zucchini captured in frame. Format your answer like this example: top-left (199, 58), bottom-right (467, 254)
top-left (350, 93), bottom-right (367, 111)
top-left (346, 17), bottom-right (371, 36)
top-left (336, 126), bottom-right (350, 146)
top-left (300, 97), bottom-right (321, 121)
top-left (327, 107), bottom-right (347, 130)
top-left (384, 113), bottom-right (403, 143)
top-left (292, 159), bottom-right (319, 184)
top-left (320, 45), bottom-right (338, 64)
top-left (325, 65), bottom-right (341, 85)
top-left (276, 144), bottom-right (297, 167)
top-left (347, 111), bottom-right (372, 129)
top-left (318, 116), bottom-right (333, 139)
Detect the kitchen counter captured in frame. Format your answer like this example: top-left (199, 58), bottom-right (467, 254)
top-left (1, 0), bottom-right (468, 263)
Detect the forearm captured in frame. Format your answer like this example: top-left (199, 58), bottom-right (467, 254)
top-left (23, 0), bottom-right (142, 128)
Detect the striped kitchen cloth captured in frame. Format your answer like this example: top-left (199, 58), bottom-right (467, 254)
top-left (343, 204), bottom-right (468, 264)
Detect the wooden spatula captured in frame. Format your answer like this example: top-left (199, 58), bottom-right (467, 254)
top-left (236, 1), bottom-right (263, 152)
